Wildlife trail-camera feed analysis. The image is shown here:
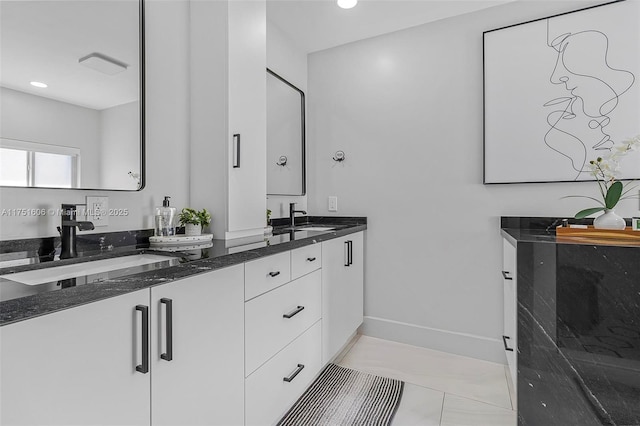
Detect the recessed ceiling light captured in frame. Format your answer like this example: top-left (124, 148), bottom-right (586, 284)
top-left (30, 81), bottom-right (48, 88)
top-left (337, 0), bottom-right (357, 9)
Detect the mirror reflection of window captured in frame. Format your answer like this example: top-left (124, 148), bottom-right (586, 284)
top-left (33, 152), bottom-right (75, 188)
top-left (0, 139), bottom-right (80, 188)
top-left (0, 148), bottom-right (28, 186)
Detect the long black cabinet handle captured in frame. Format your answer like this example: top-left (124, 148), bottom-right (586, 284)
top-left (136, 305), bottom-right (149, 374)
top-left (306, 257), bottom-right (316, 262)
top-left (502, 335), bottom-right (514, 352)
top-left (344, 241), bottom-right (350, 267)
top-left (269, 271), bottom-right (281, 278)
top-left (160, 298), bottom-right (173, 362)
top-left (348, 240), bottom-right (353, 266)
top-left (283, 364), bottom-right (305, 382)
top-left (233, 134), bottom-right (241, 168)
top-left (502, 271), bottom-right (513, 280)
top-left (283, 306), bottom-right (305, 319)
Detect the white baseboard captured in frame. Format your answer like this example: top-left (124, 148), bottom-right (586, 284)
top-left (360, 316), bottom-right (506, 364)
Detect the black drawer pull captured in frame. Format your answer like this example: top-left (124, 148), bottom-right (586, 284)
top-left (283, 306), bottom-right (305, 319)
top-left (306, 257), bottom-right (316, 262)
top-left (501, 271), bottom-right (513, 280)
top-left (160, 298), bottom-right (173, 361)
top-left (503, 335), bottom-right (514, 352)
top-left (269, 271), bottom-right (281, 277)
top-left (283, 364), bottom-right (305, 382)
top-left (135, 305), bottom-right (149, 374)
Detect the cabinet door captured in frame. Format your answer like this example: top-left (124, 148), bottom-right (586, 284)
top-left (151, 264), bottom-right (244, 426)
top-left (226, 0), bottom-right (267, 237)
top-left (502, 238), bottom-right (517, 389)
top-left (0, 289), bottom-right (151, 426)
top-left (322, 232), bottom-right (364, 363)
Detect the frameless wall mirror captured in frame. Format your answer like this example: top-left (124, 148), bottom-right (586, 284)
top-left (0, 0), bottom-right (144, 191)
top-left (267, 68), bottom-right (305, 196)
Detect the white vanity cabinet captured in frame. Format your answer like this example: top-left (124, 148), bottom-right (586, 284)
top-left (244, 250), bottom-right (323, 425)
top-left (150, 264), bottom-right (244, 426)
top-left (322, 232), bottom-right (364, 363)
top-left (0, 289), bottom-right (151, 426)
top-left (502, 238), bottom-right (517, 390)
top-left (190, 0), bottom-right (267, 240)
top-left (226, 0), bottom-right (267, 239)
top-left (0, 265), bottom-right (245, 426)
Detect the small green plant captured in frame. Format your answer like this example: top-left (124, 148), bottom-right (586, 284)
top-left (564, 136), bottom-right (640, 218)
top-left (266, 209), bottom-right (272, 225)
top-left (179, 208), bottom-right (211, 227)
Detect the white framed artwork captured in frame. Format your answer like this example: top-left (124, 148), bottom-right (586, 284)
top-left (483, 0), bottom-right (640, 184)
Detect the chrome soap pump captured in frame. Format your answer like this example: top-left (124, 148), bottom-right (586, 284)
top-left (154, 196), bottom-right (176, 236)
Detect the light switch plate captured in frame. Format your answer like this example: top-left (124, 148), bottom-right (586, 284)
top-left (86, 196), bottom-right (109, 227)
top-left (328, 196), bottom-right (338, 212)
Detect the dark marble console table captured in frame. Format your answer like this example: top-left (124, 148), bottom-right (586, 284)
top-left (501, 217), bottom-right (640, 426)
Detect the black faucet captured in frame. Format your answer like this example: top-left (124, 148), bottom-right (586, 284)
top-left (57, 204), bottom-right (95, 259)
top-left (289, 202), bottom-right (307, 228)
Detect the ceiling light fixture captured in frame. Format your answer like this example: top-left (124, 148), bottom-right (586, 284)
top-left (30, 81), bottom-right (48, 88)
top-left (337, 0), bottom-right (357, 9)
top-left (79, 52), bottom-right (128, 75)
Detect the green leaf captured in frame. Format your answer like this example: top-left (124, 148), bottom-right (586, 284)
top-left (575, 207), bottom-right (605, 219)
top-left (605, 181), bottom-right (623, 209)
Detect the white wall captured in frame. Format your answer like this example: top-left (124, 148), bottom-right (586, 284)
top-left (100, 101), bottom-right (140, 190)
top-left (1, 87), bottom-right (101, 188)
top-left (0, 1), bottom-right (190, 239)
top-left (306, 0), bottom-right (635, 363)
top-left (266, 20), bottom-right (308, 219)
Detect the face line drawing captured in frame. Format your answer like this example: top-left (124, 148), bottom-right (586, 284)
top-left (543, 21), bottom-right (635, 180)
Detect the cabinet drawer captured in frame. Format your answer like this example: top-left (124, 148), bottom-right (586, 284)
top-left (245, 252), bottom-right (291, 300)
top-left (245, 270), bottom-right (321, 376)
top-left (291, 244), bottom-right (322, 280)
top-left (245, 321), bottom-right (322, 426)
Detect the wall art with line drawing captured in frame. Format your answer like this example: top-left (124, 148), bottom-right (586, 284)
top-left (483, 0), bottom-right (640, 184)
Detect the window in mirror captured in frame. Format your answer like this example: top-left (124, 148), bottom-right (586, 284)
top-left (0, 139), bottom-right (79, 188)
top-left (0, 0), bottom-right (144, 191)
top-left (267, 69), bottom-right (305, 196)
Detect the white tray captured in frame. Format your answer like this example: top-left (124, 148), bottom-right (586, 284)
top-left (149, 234), bottom-right (213, 245)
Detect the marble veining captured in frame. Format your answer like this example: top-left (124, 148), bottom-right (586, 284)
top-left (504, 217), bottom-right (640, 426)
top-left (0, 217), bottom-right (366, 326)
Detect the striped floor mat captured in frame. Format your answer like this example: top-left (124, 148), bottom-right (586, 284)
top-left (277, 363), bottom-right (404, 426)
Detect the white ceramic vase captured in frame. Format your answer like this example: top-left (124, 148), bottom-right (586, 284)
top-left (184, 223), bottom-right (202, 236)
top-left (593, 209), bottom-right (626, 230)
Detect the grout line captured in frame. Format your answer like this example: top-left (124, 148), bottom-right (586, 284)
top-left (439, 392), bottom-right (446, 426)
top-left (504, 366), bottom-right (515, 411)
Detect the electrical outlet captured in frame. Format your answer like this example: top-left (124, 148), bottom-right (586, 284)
top-left (86, 196), bottom-right (109, 227)
top-left (328, 196), bottom-right (338, 212)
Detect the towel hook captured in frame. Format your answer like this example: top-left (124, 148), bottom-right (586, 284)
top-left (332, 151), bottom-right (346, 162)
top-left (276, 155), bottom-right (288, 167)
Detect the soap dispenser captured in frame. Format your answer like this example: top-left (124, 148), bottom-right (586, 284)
top-left (154, 196), bottom-right (177, 236)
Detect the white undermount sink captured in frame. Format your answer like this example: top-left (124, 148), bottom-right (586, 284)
top-left (1, 254), bottom-right (173, 286)
top-left (295, 227), bottom-right (334, 232)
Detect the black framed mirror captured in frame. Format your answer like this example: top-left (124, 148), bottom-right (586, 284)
top-left (267, 68), bottom-right (305, 196)
top-left (0, 0), bottom-right (144, 191)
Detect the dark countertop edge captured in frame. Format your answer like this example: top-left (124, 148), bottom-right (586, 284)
top-left (500, 216), bottom-right (640, 248)
top-left (0, 223), bottom-right (366, 327)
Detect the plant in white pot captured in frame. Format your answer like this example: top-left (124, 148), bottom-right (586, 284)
top-left (179, 208), bottom-right (211, 236)
top-left (565, 135), bottom-right (640, 229)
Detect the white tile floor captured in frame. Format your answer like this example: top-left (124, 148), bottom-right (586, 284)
top-left (335, 335), bottom-right (517, 426)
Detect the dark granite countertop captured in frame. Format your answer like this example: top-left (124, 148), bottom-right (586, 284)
top-left (500, 216), bottom-right (640, 248)
top-left (0, 216), bottom-right (366, 326)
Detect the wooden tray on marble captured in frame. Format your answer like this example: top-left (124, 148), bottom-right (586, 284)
top-left (556, 225), bottom-right (640, 245)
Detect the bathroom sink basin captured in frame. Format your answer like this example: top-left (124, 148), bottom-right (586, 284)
top-left (1, 254), bottom-right (175, 286)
